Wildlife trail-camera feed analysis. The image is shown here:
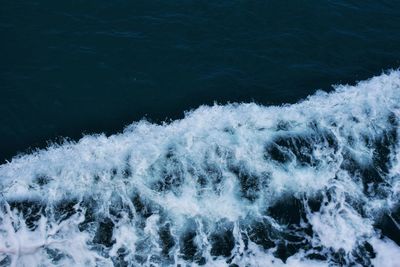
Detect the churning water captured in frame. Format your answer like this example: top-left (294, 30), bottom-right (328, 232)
top-left (1, 71), bottom-right (400, 266)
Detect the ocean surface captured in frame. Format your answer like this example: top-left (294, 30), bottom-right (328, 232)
top-left (1, 1), bottom-right (400, 266)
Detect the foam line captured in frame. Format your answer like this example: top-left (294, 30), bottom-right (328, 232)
top-left (1, 70), bottom-right (399, 266)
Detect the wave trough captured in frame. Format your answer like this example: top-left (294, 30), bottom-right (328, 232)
top-left (1, 71), bottom-right (400, 266)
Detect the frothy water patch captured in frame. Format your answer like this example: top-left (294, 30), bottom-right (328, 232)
top-left (1, 71), bottom-right (400, 266)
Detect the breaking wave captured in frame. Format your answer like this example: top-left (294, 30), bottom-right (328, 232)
top-left (1, 71), bottom-right (400, 266)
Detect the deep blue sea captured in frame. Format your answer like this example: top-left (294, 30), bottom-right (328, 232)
top-left (1, 1), bottom-right (400, 266)
top-left (1, 0), bottom-right (400, 162)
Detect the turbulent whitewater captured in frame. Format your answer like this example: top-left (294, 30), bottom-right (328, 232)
top-left (1, 71), bottom-right (400, 267)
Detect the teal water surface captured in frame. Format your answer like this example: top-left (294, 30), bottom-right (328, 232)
top-left (1, 0), bottom-right (400, 162)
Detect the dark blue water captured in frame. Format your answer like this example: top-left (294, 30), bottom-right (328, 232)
top-left (1, 0), bottom-right (400, 161)
top-left (1, 2), bottom-right (400, 266)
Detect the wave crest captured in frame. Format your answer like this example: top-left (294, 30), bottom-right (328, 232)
top-left (1, 71), bottom-right (400, 266)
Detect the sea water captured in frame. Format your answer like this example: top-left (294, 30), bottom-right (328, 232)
top-left (1, 71), bottom-right (399, 266)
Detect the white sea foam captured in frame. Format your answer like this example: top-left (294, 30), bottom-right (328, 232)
top-left (0, 70), bottom-right (399, 266)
